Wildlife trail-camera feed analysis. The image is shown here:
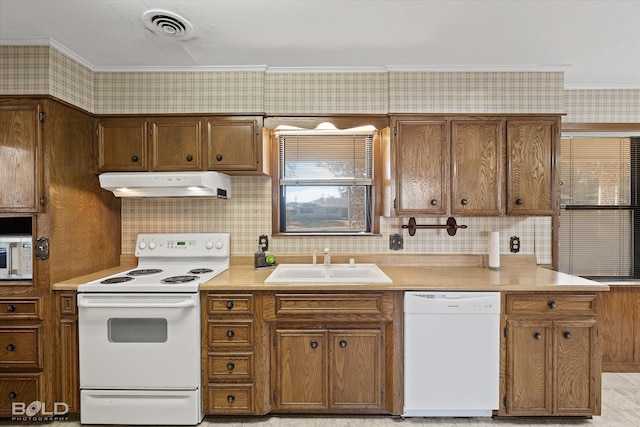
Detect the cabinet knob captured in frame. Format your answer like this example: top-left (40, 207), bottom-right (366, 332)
top-left (6, 304), bottom-right (16, 313)
top-left (131, 155), bottom-right (139, 162)
top-left (216, 154), bottom-right (223, 161)
top-left (339, 340), bottom-right (348, 348)
top-left (6, 343), bottom-right (15, 352)
top-left (227, 395), bottom-right (235, 404)
top-left (563, 331), bottom-right (572, 339)
top-left (226, 362), bottom-right (235, 371)
top-left (225, 300), bottom-right (234, 310)
top-left (186, 154), bottom-right (193, 162)
top-left (8, 391), bottom-right (18, 399)
top-left (547, 300), bottom-right (557, 309)
top-left (310, 340), bottom-right (318, 349)
top-left (430, 199), bottom-right (438, 206)
top-left (533, 332), bottom-right (542, 340)
top-left (460, 199), bottom-right (468, 206)
top-left (515, 198), bottom-right (523, 205)
top-left (226, 330), bottom-right (235, 338)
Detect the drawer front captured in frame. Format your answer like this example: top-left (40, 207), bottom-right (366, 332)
top-left (209, 352), bottom-right (253, 382)
top-left (208, 321), bottom-right (254, 348)
top-left (0, 299), bottom-right (41, 320)
top-left (505, 294), bottom-right (597, 316)
top-left (0, 374), bottom-right (42, 416)
top-left (208, 294), bottom-right (254, 315)
top-left (208, 384), bottom-right (254, 414)
top-left (0, 326), bottom-right (43, 369)
top-left (264, 292), bottom-right (393, 321)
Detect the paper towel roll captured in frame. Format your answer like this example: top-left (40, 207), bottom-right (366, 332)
top-left (488, 231), bottom-right (500, 269)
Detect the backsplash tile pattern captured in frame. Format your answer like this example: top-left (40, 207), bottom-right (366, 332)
top-left (389, 72), bottom-right (565, 113)
top-left (564, 89), bottom-right (640, 123)
top-left (0, 45), bottom-right (49, 95)
top-left (121, 176), bottom-right (552, 264)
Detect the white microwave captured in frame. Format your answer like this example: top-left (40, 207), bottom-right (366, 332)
top-left (0, 235), bottom-right (33, 280)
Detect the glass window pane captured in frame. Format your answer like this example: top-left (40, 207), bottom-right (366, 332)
top-left (108, 318), bottom-right (168, 343)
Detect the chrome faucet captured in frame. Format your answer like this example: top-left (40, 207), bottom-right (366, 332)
top-left (323, 247), bottom-right (331, 266)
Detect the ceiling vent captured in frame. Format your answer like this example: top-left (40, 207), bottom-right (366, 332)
top-left (143, 10), bottom-right (195, 40)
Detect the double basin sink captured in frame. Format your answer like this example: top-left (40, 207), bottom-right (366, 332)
top-left (265, 263), bottom-right (392, 284)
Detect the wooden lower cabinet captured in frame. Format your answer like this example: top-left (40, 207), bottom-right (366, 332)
top-left (599, 285), bottom-right (640, 372)
top-left (502, 293), bottom-right (600, 416)
top-left (54, 292), bottom-right (79, 414)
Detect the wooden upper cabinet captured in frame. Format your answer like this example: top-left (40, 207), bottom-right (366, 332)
top-left (0, 102), bottom-right (41, 212)
top-left (97, 117), bottom-right (148, 171)
top-left (151, 119), bottom-right (202, 171)
top-left (507, 119), bottom-right (558, 215)
top-left (451, 120), bottom-right (503, 216)
top-left (394, 119), bottom-right (448, 215)
top-left (206, 117), bottom-right (263, 173)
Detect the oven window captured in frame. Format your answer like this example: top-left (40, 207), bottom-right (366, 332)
top-left (0, 248), bottom-right (6, 269)
top-left (108, 318), bottom-right (168, 343)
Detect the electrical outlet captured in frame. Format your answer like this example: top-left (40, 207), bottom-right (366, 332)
top-left (510, 236), bottom-right (521, 253)
top-left (259, 235), bottom-right (269, 251)
top-left (389, 233), bottom-right (403, 250)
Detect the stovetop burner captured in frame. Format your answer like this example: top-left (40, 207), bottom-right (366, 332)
top-left (161, 275), bottom-right (199, 284)
top-left (101, 276), bottom-right (135, 284)
top-left (188, 268), bottom-right (214, 275)
top-left (128, 268), bottom-right (163, 276)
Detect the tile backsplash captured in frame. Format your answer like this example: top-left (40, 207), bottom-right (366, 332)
top-left (121, 176), bottom-right (551, 264)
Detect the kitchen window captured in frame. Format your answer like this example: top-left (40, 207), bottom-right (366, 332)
top-left (559, 132), bottom-right (640, 278)
top-left (272, 124), bottom-right (382, 234)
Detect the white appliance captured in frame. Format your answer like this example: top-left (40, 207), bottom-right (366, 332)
top-left (77, 233), bottom-right (230, 425)
top-left (0, 235), bottom-right (32, 280)
top-left (99, 171), bottom-right (231, 198)
top-left (403, 291), bottom-right (500, 417)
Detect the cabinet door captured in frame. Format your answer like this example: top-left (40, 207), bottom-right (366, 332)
top-left (553, 320), bottom-right (597, 415)
top-left (451, 120), bottom-right (503, 215)
top-left (395, 119), bottom-right (448, 215)
top-left (330, 329), bottom-right (383, 410)
top-left (599, 287), bottom-right (640, 371)
top-left (97, 118), bottom-right (148, 171)
top-left (151, 119), bottom-right (202, 171)
top-left (507, 119), bottom-right (557, 215)
top-left (274, 329), bottom-right (327, 410)
top-left (207, 118), bottom-right (259, 172)
top-left (505, 319), bottom-right (553, 415)
top-left (0, 103), bottom-right (40, 212)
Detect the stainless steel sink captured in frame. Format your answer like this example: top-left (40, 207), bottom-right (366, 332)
top-left (264, 263), bottom-right (392, 283)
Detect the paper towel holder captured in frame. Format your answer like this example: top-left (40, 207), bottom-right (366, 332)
top-left (402, 216), bottom-right (467, 237)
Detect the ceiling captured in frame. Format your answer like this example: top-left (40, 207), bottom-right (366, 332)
top-left (1, 0), bottom-right (639, 88)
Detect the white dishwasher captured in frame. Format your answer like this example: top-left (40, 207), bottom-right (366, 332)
top-left (403, 291), bottom-right (500, 417)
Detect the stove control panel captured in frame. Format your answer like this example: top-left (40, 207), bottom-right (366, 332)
top-left (135, 233), bottom-right (230, 258)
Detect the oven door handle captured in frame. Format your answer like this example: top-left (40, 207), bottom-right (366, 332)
top-left (77, 300), bottom-right (197, 309)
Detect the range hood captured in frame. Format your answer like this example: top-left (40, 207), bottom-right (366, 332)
top-left (99, 171), bottom-right (231, 198)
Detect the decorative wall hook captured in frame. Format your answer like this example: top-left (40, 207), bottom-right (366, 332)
top-left (402, 217), bottom-right (468, 237)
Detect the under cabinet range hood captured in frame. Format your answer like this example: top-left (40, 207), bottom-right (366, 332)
top-left (99, 171), bottom-right (231, 198)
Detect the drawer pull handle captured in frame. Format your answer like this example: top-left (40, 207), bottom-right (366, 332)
top-left (216, 154), bottom-right (223, 162)
top-left (460, 198), bottom-right (468, 206)
top-left (516, 198), bottom-right (523, 205)
top-left (131, 155), bottom-right (139, 162)
top-left (8, 390), bottom-right (18, 399)
top-left (7, 304), bottom-right (16, 313)
top-left (225, 300), bottom-right (234, 309)
top-left (339, 340), bottom-right (348, 348)
top-left (227, 395), bottom-right (235, 404)
top-left (547, 300), bottom-right (557, 309)
top-left (226, 330), bottom-right (235, 338)
top-left (310, 340), bottom-right (318, 349)
top-left (430, 199), bottom-right (438, 206)
top-left (226, 362), bottom-right (235, 371)
top-left (6, 343), bottom-right (16, 352)
top-left (563, 331), bottom-right (572, 339)
top-left (533, 332), bottom-right (542, 340)
top-left (186, 154), bottom-right (193, 162)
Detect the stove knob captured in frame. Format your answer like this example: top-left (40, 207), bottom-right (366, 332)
top-left (138, 241), bottom-right (147, 250)
top-left (215, 241), bottom-right (224, 250)
top-left (148, 241), bottom-right (157, 250)
top-left (205, 241), bottom-right (214, 249)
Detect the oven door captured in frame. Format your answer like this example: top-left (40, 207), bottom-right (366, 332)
top-left (77, 293), bottom-right (200, 389)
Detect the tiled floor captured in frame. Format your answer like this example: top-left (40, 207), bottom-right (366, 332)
top-left (2, 373), bottom-right (640, 427)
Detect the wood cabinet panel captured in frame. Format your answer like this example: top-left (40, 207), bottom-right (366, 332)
top-left (97, 118), bottom-right (148, 171)
top-left (208, 321), bottom-right (254, 348)
top-left (599, 287), bottom-right (640, 372)
top-left (151, 119), bottom-right (202, 171)
top-left (0, 298), bottom-right (41, 320)
top-left (207, 118), bottom-right (260, 172)
top-left (505, 294), bottom-right (597, 316)
top-left (209, 384), bottom-right (254, 414)
top-left (0, 373), bottom-right (42, 416)
top-left (0, 326), bottom-right (43, 370)
top-left (209, 352), bottom-right (253, 382)
top-left (207, 294), bottom-right (254, 314)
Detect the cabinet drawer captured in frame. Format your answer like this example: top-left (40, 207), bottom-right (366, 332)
top-left (0, 373), bottom-right (42, 416)
top-left (207, 294), bottom-right (254, 315)
top-left (0, 326), bottom-right (43, 369)
top-left (208, 321), bottom-right (254, 347)
top-left (209, 352), bottom-right (253, 381)
top-left (264, 292), bottom-right (393, 321)
top-left (208, 384), bottom-right (254, 414)
top-left (505, 294), bottom-right (597, 316)
top-left (0, 298), bottom-right (41, 320)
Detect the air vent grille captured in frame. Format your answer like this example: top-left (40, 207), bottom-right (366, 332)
top-left (143, 10), bottom-right (194, 40)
